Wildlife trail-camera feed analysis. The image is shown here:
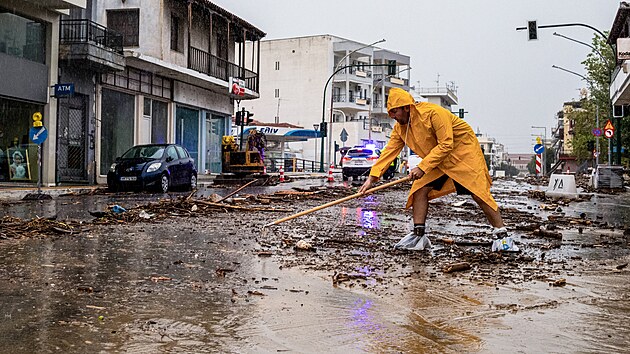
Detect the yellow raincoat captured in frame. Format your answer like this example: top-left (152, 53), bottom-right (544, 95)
top-left (370, 88), bottom-right (498, 211)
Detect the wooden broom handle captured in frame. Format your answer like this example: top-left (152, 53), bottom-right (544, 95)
top-left (263, 176), bottom-right (411, 227)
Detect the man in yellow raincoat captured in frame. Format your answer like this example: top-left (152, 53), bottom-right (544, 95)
top-left (359, 88), bottom-right (516, 251)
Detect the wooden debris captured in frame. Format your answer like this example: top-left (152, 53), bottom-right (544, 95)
top-left (443, 262), bottom-right (471, 273)
top-left (532, 228), bottom-right (563, 239)
top-left (550, 278), bottom-right (566, 287)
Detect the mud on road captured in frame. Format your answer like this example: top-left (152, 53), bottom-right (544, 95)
top-left (0, 178), bottom-right (629, 353)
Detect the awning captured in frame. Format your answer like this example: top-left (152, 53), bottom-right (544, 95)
top-left (241, 126), bottom-right (322, 142)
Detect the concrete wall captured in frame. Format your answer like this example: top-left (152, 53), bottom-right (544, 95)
top-left (242, 35), bottom-right (333, 161)
top-left (174, 81), bottom-right (232, 115)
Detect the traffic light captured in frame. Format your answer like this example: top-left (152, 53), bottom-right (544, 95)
top-left (458, 108), bottom-right (465, 118)
top-left (320, 122), bottom-right (328, 137)
top-left (587, 140), bottom-right (595, 151)
top-left (246, 111), bottom-right (254, 125)
top-left (528, 20), bottom-right (538, 40)
top-left (235, 111), bottom-right (242, 125)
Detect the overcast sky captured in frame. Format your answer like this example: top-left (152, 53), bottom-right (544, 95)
top-left (213, 0), bottom-right (618, 153)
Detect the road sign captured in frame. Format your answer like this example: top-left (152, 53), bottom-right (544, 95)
top-left (534, 144), bottom-right (544, 154)
top-left (29, 126), bottom-right (48, 144)
top-left (603, 119), bottom-right (615, 138)
top-left (592, 128), bottom-right (602, 137)
top-left (340, 128), bottom-right (348, 142)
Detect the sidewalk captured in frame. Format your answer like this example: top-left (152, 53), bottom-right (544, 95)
top-left (0, 171), bottom-right (332, 201)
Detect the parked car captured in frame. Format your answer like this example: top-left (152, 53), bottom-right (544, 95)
top-left (341, 146), bottom-right (381, 181)
top-left (107, 144), bottom-right (197, 193)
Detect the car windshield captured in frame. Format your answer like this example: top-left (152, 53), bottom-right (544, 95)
top-left (347, 149), bottom-right (374, 158)
top-left (122, 146), bottom-right (165, 159)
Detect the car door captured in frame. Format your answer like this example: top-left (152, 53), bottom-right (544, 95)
top-left (175, 145), bottom-right (194, 183)
top-left (164, 145), bottom-right (181, 185)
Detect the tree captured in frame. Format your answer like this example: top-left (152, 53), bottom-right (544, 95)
top-left (565, 33), bottom-right (620, 164)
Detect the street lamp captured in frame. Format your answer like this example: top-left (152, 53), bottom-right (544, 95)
top-left (552, 32), bottom-right (613, 75)
top-left (531, 126), bottom-right (547, 175)
top-left (326, 39), bottom-right (386, 170)
top-left (551, 64), bottom-right (601, 166)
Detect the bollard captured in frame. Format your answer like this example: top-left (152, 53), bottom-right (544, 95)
top-left (279, 165), bottom-right (285, 182)
top-left (566, 165), bottom-right (571, 174)
top-left (263, 165), bottom-right (267, 175)
top-left (327, 164), bottom-right (334, 182)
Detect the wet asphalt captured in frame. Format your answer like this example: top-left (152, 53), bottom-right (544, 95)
top-left (0, 176), bottom-right (629, 353)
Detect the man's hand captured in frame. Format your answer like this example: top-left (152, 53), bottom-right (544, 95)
top-left (358, 175), bottom-right (379, 194)
top-left (409, 167), bottom-right (425, 180)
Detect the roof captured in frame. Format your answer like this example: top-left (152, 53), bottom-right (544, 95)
top-left (608, 1), bottom-right (630, 43)
top-left (184, 0), bottom-right (266, 41)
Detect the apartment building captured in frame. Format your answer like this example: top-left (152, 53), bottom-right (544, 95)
top-left (60, 0), bottom-right (264, 184)
top-left (0, 0), bottom-right (87, 185)
top-left (0, 0), bottom-right (263, 186)
top-left (242, 35), bottom-right (410, 166)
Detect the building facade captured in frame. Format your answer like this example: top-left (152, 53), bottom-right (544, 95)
top-left (1, 0), bottom-right (264, 186)
top-left (0, 0), bottom-right (87, 184)
top-left (241, 35), bottom-right (410, 167)
top-left (70, 0), bottom-right (264, 184)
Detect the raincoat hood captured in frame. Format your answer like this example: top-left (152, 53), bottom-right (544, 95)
top-left (387, 88), bottom-right (415, 112)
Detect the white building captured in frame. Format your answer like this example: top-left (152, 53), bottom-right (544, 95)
top-left (242, 35), bottom-right (411, 167)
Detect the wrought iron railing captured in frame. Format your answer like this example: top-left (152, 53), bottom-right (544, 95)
top-left (188, 46), bottom-right (259, 92)
top-left (59, 19), bottom-right (123, 54)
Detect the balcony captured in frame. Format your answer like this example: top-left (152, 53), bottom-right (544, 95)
top-left (373, 73), bottom-right (410, 88)
top-left (59, 19), bottom-right (125, 72)
top-left (188, 46), bottom-right (258, 93)
top-left (333, 66), bottom-right (372, 84)
top-left (332, 93), bottom-right (370, 112)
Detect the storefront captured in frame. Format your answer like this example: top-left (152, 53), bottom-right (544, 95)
top-left (0, 6), bottom-right (49, 184)
top-left (0, 97), bottom-right (43, 183)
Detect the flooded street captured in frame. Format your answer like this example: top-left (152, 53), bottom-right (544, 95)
top-left (0, 177), bottom-right (629, 353)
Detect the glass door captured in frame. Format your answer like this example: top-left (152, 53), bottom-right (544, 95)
top-left (206, 114), bottom-right (225, 174)
top-left (175, 106), bottom-right (199, 169)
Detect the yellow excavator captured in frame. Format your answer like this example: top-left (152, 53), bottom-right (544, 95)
top-left (221, 135), bottom-right (264, 175)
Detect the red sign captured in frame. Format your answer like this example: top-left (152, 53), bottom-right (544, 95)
top-left (229, 77), bottom-right (245, 96)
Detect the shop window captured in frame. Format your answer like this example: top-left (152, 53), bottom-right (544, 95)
top-left (0, 9), bottom-right (46, 63)
top-left (151, 100), bottom-right (168, 144)
top-left (100, 89), bottom-right (134, 174)
top-left (107, 9), bottom-right (139, 46)
top-left (0, 97), bottom-right (42, 182)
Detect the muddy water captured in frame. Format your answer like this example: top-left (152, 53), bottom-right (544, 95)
top-left (0, 178), bottom-right (629, 353)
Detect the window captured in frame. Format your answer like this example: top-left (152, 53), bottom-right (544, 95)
top-left (171, 14), bottom-right (183, 52)
top-left (107, 9), bottom-right (139, 46)
top-left (0, 10), bottom-right (46, 63)
top-left (143, 98), bottom-right (168, 144)
top-left (100, 89), bottom-right (134, 174)
top-left (387, 60), bottom-right (397, 75)
top-left (274, 88), bottom-right (279, 98)
top-left (175, 145), bottom-right (188, 159)
top-left (275, 61), bottom-right (280, 70)
top-left (165, 146), bottom-right (179, 161)
top-left (151, 100), bottom-right (168, 144)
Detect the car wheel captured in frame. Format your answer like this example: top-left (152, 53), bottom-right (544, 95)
top-left (107, 182), bottom-right (118, 192)
top-left (189, 173), bottom-right (197, 190)
top-left (159, 173), bottom-right (170, 193)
